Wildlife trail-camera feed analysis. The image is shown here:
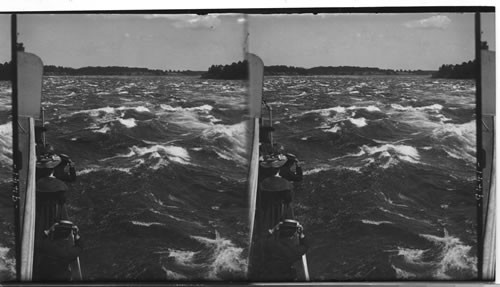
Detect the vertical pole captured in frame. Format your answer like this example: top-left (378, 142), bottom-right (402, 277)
top-left (11, 13), bottom-right (21, 281)
top-left (41, 107), bottom-right (45, 146)
top-left (474, 12), bottom-right (483, 280)
top-left (268, 106), bottom-right (273, 146)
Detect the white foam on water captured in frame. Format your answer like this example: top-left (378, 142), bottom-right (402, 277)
top-left (165, 231), bottom-right (246, 280)
top-left (327, 90), bottom-right (342, 95)
top-left (131, 106), bottom-right (150, 113)
top-left (108, 145), bottom-right (190, 168)
top-left (397, 247), bottom-right (427, 264)
top-left (167, 249), bottom-right (199, 266)
top-left (303, 163), bottom-right (334, 175)
top-left (378, 207), bottom-right (417, 221)
top-left (268, 101), bottom-right (302, 107)
top-left (432, 121), bottom-right (475, 164)
top-left (93, 125), bottom-right (111, 134)
top-left (130, 221), bottom-right (165, 227)
top-left (352, 105), bottom-right (381, 112)
top-left (325, 124), bottom-right (341, 133)
top-left (162, 267), bottom-right (187, 280)
top-left (435, 114), bottom-right (453, 123)
top-left (161, 104), bottom-right (213, 112)
top-left (391, 264), bottom-right (417, 279)
top-left (71, 106), bottom-right (116, 116)
top-left (420, 230), bottom-right (477, 279)
top-left (362, 144), bottom-right (420, 166)
top-left (77, 166), bottom-right (132, 175)
top-left (77, 168), bottom-right (100, 175)
top-left (379, 191), bottom-right (408, 208)
top-left (191, 231), bottom-right (247, 280)
top-left (0, 122), bottom-right (12, 167)
top-left (201, 122), bottom-right (248, 165)
top-left (118, 118), bottom-right (137, 128)
top-left (392, 103), bottom-right (443, 112)
top-left (304, 106), bottom-right (346, 117)
top-left (342, 166), bottom-right (362, 173)
top-left (0, 245), bottom-right (15, 280)
top-left (361, 219), bottom-right (393, 225)
top-left (349, 117), bottom-right (367, 127)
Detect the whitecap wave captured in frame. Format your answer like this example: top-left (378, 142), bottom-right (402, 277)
top-left (201, 121), bottom-right (248, 165)
top-left (362, 144), bottom-right (420, 167)
top-left (432, 121), bottom-right (475, 164)
top-left (165, 231), bottom-right (246, 280)
top-left (303, 164), bottom-right (334, 175)
top-left (93, 125), bottom-right (111, 134)
top-left (349, 117), bottom-right (367, 127)
top-left (0, 122), bottom-right (12, 168)
top-left (420, 230), bottom-right (477, 279)
top-left (118, 118), bottom-right (137, 128)
top-left (191, 231), bottom-right (247, 279)
top-left (161, 104), bottom-right (213, 112)
top-left (0, 245), bottom-right (15, 281)
top-left (130, 221), bottom-right (165, 227)
top-left (361, 219), bottom-right (393, 225)
top-left (391, 103), bottom-right (443, 112)
top-left (391, 264), bottom-right (417, 279)
top-left (162, 267), bottom-right (187, 280)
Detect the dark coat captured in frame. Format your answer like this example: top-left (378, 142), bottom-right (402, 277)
top-left (38, 237), bottom-right (83, 281)
top-left (254, 236), bottom-right (309, 281)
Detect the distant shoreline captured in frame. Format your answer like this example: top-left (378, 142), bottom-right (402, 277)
top-left (202, 60), bottom-right (437, 80)
top-left (0, 60), bottom-right (474, 80)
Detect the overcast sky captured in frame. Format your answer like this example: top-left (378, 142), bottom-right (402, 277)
top-left (0, 12), bottom-right (495, 70)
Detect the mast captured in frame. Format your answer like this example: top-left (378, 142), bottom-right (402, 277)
top-left (13, 15), bottom-right (44, 280)
top-left (11, 13), bottom-right (21, 281)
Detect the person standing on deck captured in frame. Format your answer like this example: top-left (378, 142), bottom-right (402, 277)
top-left (35, 154), bottom-right (71, 234)
top-left (280, 153), bottom-right (303, 183)
top-left (36, 144), bottom-right (76, 182)
top-left (253, 220), bottom-right (309, 281)
top-left (37, 220), bottom-right (83, 281)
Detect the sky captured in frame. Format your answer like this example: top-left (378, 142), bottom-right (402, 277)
top-left (0, 12), bottom-right (495, 71)
top-left (248, 13), bottom-right (495, 70)
top-left (0, 14), bottom-right (246, 70)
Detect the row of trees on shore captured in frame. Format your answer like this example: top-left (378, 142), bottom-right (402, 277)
top-left (431, 60), bottom-right (476, 79)
top-left (202, 60), bottom-right (437, 79)
top-left (0, 59), bottom-right (477, 81)
top-left (0, 62), bottom-right (203, 80)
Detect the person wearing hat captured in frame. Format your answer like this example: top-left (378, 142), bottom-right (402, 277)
top-left (253, 219), bottom-right (309, 281)
top-left (279, 153), bottom-right (303, 183)
top-left (36, 154), bottom-right (71, 232)
top-left (37, 220), bottom-right (83, 281)
top-left (259, 153), bottom-right (288, 181)
top-left (258, 154), bottom-right (294, 218)
top-left (36, 144), bottom-right (76, 183)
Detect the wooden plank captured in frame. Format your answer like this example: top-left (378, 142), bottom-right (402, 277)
top-left (19, 117), bottom-right (36, 280)
top-left (480, 49), bottom-right (495, 281)
top-left (247, 117), bottom-right (260, 270)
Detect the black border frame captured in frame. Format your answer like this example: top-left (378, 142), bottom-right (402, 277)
top-left (6, 5), bottom-right (496, 284)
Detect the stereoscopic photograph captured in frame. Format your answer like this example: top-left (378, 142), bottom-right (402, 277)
top-left (0, 7), bottom-right (496, 284)
top-left (2, 13), bottom-right (251, 281)
top-left (246, 12), bottom-right (494, 281)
